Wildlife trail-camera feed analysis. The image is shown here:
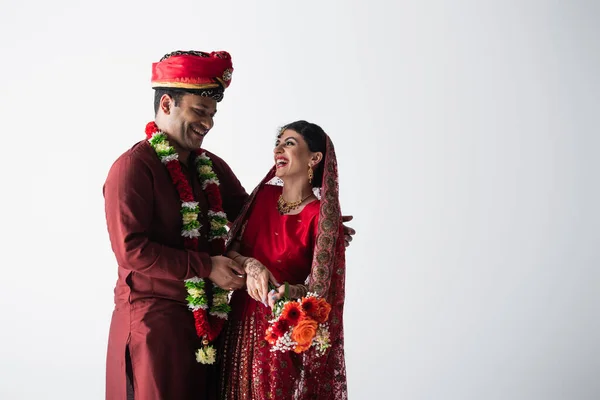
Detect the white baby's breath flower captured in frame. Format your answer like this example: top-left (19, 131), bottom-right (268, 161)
top-left (314, 325), bottom-right (331, 355)
top-left (270, 331), bottom-right (297, 353)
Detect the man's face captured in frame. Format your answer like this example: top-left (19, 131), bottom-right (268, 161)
top-left (162, 93), bottom-right (217, 151)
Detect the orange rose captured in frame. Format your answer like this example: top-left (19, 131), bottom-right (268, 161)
top-left (291, 318), bottom-right (318, 350)
top-left (294, 341), bottom-right (312, 353)
top-left (313, 299), bottom-right (332, 323)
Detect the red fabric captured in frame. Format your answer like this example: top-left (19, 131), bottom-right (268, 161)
top-left (239, 185), bottom-right (318, 285)
top-left (104, 140), bottom-right (248, 399)
top-left (151, 52), bottom-right (233, 88)
top-left (300, 137), bottom-right (348, 399)
top-left (221, 133), bottom-right (348, 399)
top-left (220, 185), bottom-right (320, 399)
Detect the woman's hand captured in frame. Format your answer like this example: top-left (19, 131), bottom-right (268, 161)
top-left (268, 285), bottom-right (286, 309)
top-left (267, 284), bottom-right (309, 309)
top-left (244, 258), bottom-right (279, 306)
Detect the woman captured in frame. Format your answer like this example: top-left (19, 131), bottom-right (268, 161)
top-left (220, 120), bottom-right (348, 399)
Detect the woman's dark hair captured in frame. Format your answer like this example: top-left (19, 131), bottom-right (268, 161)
top-left (279, 120), bottom-right (327, 188)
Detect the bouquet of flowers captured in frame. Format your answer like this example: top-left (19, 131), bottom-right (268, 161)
top-left (265, 288), bottom-right (332, 355)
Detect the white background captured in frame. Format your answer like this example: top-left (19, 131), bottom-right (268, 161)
top-left (0, 0), bottom-right (598, 399)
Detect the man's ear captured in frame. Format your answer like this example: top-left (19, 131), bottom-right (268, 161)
top-left (160, 94), bottom-right (173, 114)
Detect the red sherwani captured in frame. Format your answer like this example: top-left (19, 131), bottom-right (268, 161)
top-left (103, 140), bottom-right (247, 400)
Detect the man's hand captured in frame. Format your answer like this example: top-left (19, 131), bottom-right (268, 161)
top-left (341, 215), bottom-right (356, 247)
top-left (208, 256), bottom-right (245, 290)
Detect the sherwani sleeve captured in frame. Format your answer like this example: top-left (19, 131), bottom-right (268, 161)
top-left (104, 154), bottom-right (212, 280)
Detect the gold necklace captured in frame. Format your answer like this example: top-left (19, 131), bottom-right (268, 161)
top-left (277, 193), bottom-right (313, 215)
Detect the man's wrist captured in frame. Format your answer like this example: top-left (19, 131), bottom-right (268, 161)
top-left (231, 253), bottom-right (244, 264)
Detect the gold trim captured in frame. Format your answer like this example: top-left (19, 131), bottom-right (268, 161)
top-left (214, 77), bottom-right (226, 87)
top-left (151, 81), bottom-right (220, 90)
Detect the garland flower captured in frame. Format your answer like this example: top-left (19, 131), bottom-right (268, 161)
top-left (145, 121), bottom-right (230, 364)
top-left (265, 291), bottom-right (332, 356)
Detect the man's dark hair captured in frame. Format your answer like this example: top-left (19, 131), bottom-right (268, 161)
top-left (153, 87), bottom-right (225, 115)
top-left (153, 89), bottom-right (185, 115)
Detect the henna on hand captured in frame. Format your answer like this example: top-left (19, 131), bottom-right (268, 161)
top-left (244, 258), bottom-right (265, 280)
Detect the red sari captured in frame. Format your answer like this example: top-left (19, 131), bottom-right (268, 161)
top-left (220, 135), bottom-right (348, 399)
top-left (220, 184), bottom-right (319, 398)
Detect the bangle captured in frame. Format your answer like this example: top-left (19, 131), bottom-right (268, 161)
top-left (297, 284), bottom-right (308, 297)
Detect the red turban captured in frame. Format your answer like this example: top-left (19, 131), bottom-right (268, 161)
top-left (151, 51), bottom-right (233, 94)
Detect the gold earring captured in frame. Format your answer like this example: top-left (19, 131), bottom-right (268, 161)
top-left (308, 165), bottom-right (313, 184)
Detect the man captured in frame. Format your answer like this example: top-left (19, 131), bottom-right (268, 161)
top-left (104, 50), bottom-right (354, 399)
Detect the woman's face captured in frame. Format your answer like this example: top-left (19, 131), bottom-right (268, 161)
top-left (273, 129), bottom-right (322, 181)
